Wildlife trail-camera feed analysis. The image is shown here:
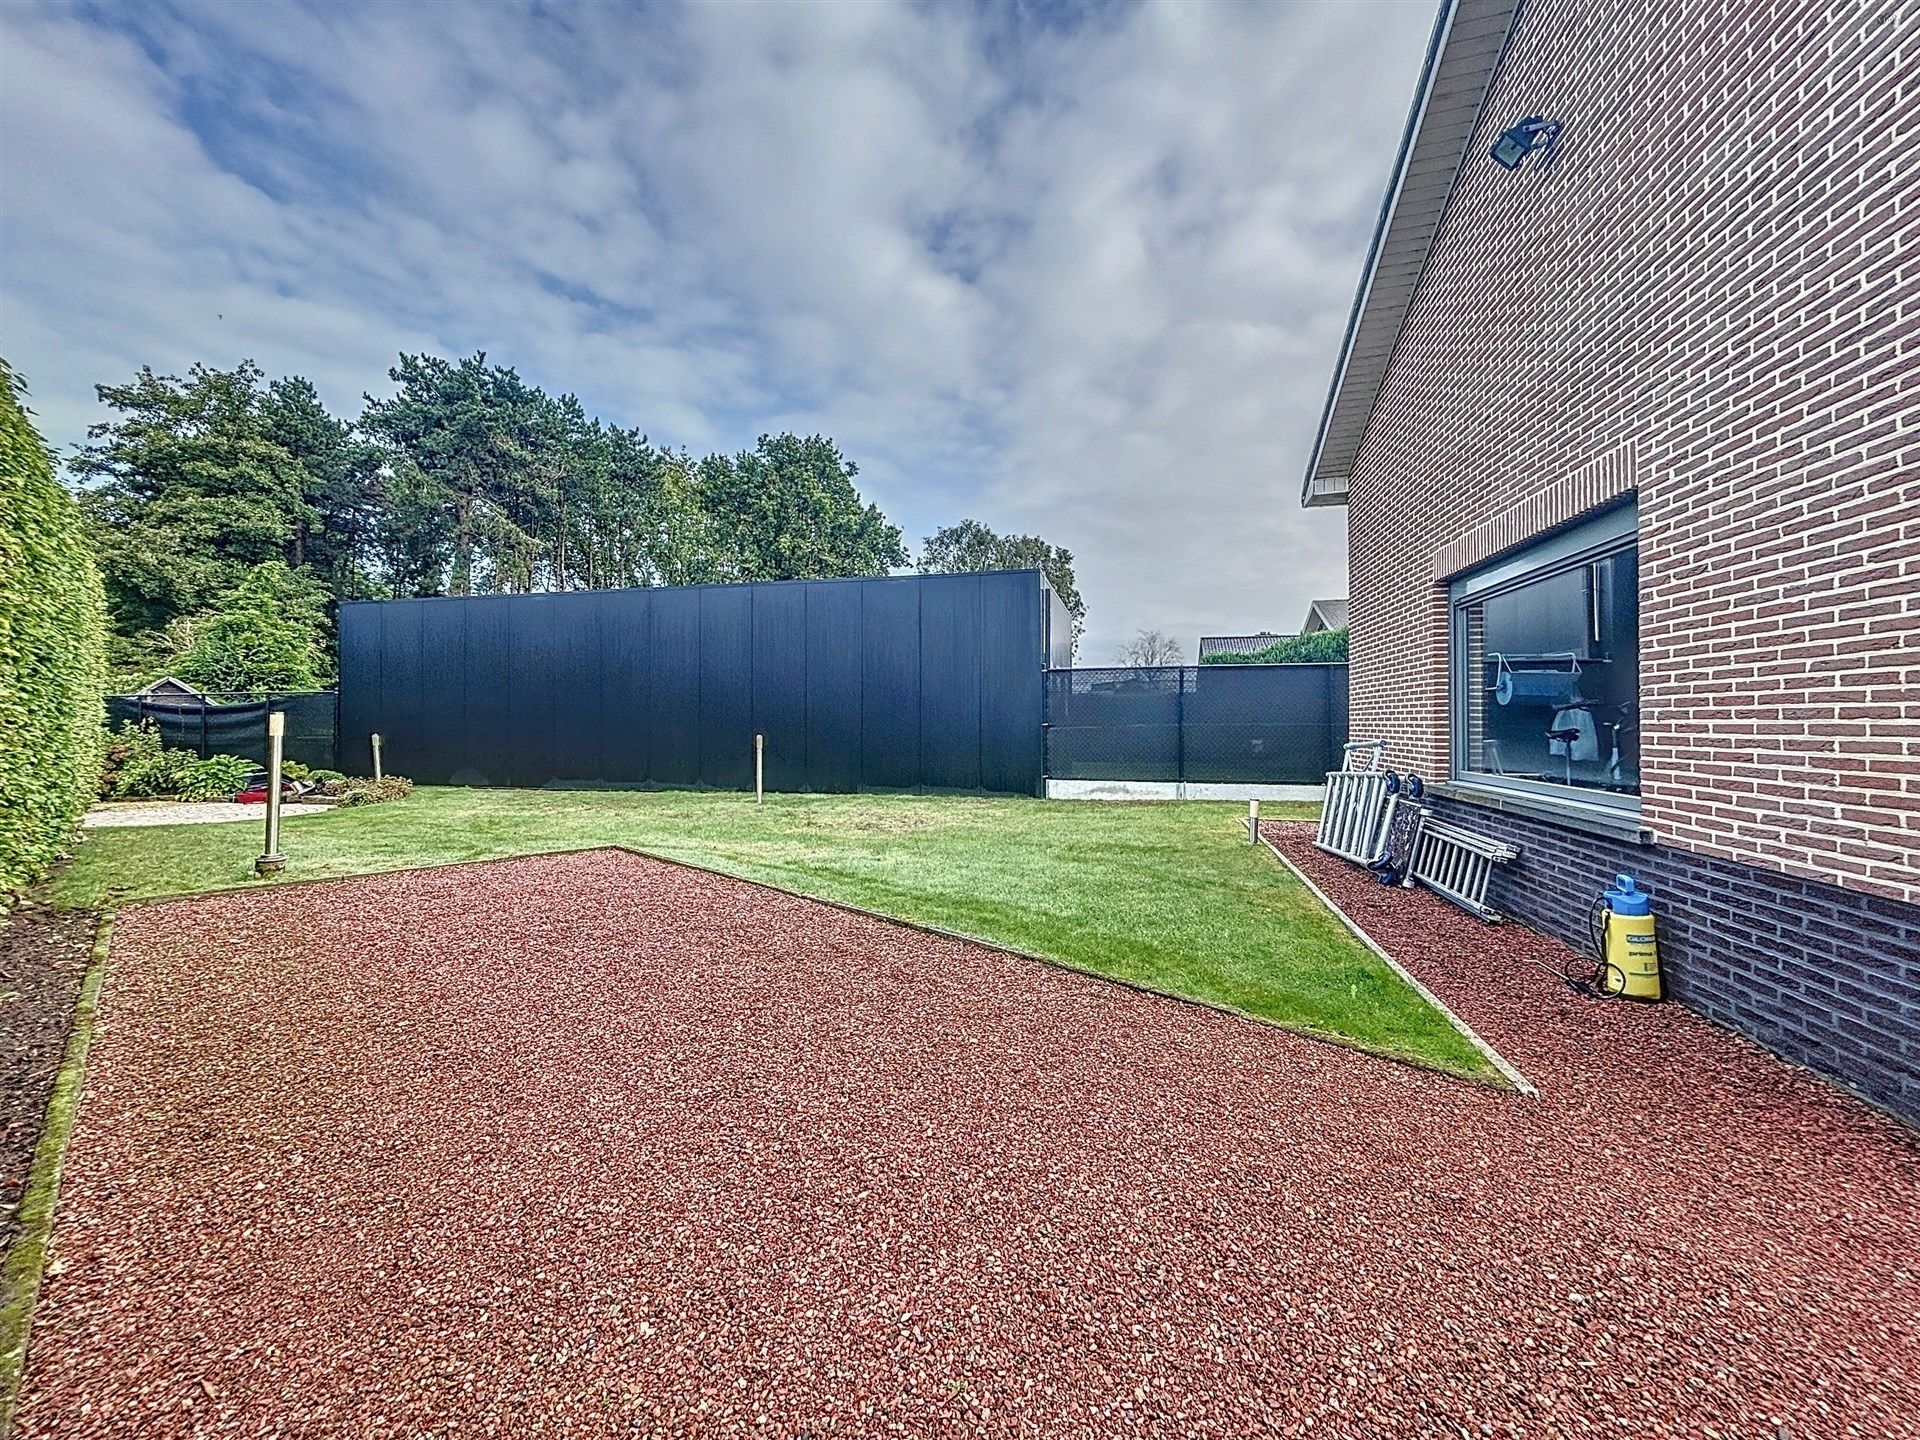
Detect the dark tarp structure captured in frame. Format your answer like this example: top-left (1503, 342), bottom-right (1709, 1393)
top-left (338, 570), bottom-right (1065, 794)
top-left (105, 692), bottom-right (339, 772)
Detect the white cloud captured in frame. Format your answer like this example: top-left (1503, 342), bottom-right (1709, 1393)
top-left (0, 0), bottom-right (1434, 656)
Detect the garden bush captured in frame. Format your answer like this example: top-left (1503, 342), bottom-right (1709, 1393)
top-left (101, 720), bottom-right (250, 801)
top-left (178, 755), bottom-right (255, 802)
top-left (0, 361), bottom-right (109, 899)
top-left (103, 722), bottom-right (196, 799)
top-left (124, 750), bottom-right (200, 798)
top-left (332, 775), bottom-right (413, 807)
top-left (97, 723), bottom-right (150, 798)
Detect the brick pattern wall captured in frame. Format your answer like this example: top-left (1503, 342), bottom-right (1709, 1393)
top-left (1345, 0), bottom-right (1920, 905)
top-left (1428, 443), bottom-right (1636, 582)
top-left (1427, 795), bottom-right (1920, 1125)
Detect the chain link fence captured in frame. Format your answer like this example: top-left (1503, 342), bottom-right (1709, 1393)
top-left (1045, 665), bottom-right (1346, 784)
top-left (105, 692), bottom-right (339, 773)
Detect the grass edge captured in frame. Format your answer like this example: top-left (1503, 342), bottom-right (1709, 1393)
top-left (1259, 834), bottom-right (1536, 1097)
top-left (0, 914), bottom-right (111, 1440)
top-left (108, 839), bottom-right (1512, 1085)
top-left (599, 843), bottom-right (1516, 1089)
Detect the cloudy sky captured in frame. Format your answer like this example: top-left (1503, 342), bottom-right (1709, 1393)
top-left (2, 0), bottom-right (1433, 660)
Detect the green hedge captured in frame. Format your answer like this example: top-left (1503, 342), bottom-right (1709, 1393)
top-left (1201, 626), bottom-right (1349, 665)
top-left (0, 361), bottom-right (109, 901)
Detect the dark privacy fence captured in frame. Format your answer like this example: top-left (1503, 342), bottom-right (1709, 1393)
top-left (1044, 665), bottom-right (1348, 784)
top-left (105, 692), bottom-right (339, 772)
top-left (338, 570), bottom-right (1068, 794)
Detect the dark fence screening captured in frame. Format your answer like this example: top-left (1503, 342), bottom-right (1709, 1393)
top-left (105, 692), bottom-right (339, 772)
top-left (1045, 664), bottom-right (1347, 784)
top-left (338, 570), bottom-right (1064, 794)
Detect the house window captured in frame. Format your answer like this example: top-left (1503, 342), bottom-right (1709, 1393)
top-left (1450, 502), bottom-right (1639, 806)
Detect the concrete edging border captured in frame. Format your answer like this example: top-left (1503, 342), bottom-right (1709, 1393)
top-left (1045, 780), bottom-right (1326, 803)
top-left (117, 841), bottom-right (1526, 1090)
top-left (1259, 836), bottom-right (1537, 1097)
top-left (0, 915), bottom-right (112, 1437)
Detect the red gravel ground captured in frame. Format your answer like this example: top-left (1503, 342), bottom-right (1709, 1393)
top-left (18, 843), bottom-right (1920, 1439)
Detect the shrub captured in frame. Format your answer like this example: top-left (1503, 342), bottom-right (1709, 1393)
top-left (333, 775), bottom-right (413, 807)
top-left (178, 755), bottom-right (255, 802)
top-left (0, 361), bottom-right (110, 897)
top-left (1200, 626), bottom-right (1349, 665)
top-left (307, 768), bottom-right (344, 785)
top-left (103, 721), bottom-right (189, 798)
top-left (98, 722), bottom-right (151, 798)
top-left (100, 720), bottom-right (250, 801)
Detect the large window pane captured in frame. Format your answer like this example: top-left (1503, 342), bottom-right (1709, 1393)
top-left (1457, 544), bottom-right (1638, 796)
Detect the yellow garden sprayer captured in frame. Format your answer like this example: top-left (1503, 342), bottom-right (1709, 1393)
top-left (1566, 873), bottom-right (1662, 1001)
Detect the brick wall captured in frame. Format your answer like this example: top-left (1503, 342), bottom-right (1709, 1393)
top-left (1426, 795), bottom-right (1920, 1124)
top-left (1346, 0), bottom-right (1920, 905)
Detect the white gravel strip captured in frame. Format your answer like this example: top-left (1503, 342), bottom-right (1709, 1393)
top-left (81, 801), bottom-right (334, 829)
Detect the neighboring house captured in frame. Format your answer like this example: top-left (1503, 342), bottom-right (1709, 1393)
top-left (1302, 0), bottom-right (1918, 1121)
top-left (1302, 599), bottom-right (1348, 634)
top-left (1198, 632), bottom-right (1288, 660)
top-left (132, 676), bottom-right (204, 702)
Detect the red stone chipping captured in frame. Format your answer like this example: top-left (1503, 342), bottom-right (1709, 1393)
top-left (20, 843), bottom-right (1920, 1437)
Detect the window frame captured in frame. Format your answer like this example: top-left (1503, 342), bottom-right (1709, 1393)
top-left (1447, 500), bottom-right (1640, 816)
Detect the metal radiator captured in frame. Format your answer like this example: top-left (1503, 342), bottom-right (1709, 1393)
top-left (1315, 769), bottom-right (1394, 865)
top-left (1407, 819), bottom-right (1520, 921)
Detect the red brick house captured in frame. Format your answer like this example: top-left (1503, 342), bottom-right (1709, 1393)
top-left (1303, 0), bottom-right (1918, 1121)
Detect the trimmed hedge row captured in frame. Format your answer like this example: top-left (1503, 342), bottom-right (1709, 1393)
top-left (1200, 627), bottom-right (1350, 665)
top-left (0, 361), bottom-right (109, 902)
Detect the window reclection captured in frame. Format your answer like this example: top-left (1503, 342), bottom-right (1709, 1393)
top-left (1450, 505), bottom-right (1639, 805)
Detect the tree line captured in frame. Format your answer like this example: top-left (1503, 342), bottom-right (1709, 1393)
top-left (67, 354), bottom-right (1084, 690)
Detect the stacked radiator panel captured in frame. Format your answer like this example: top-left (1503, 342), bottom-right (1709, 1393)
top-left (1406, 819), bottom-right (1519, 920)
top-left (1315, 770), bottom-right (1395, 865)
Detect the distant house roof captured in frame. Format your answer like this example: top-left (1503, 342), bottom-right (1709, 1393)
top-left (1301, 0), bottom-right (1523, 507)
top-left (1303, 599), bottom-right (1349, 633)
top-left (133, 676), bottom-right (203, 699)
top-left (1198, 632), bottom-right (1291, 659)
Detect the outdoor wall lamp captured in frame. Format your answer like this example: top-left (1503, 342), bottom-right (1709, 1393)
top-left (1490, 115), bottom-right (1563, 169)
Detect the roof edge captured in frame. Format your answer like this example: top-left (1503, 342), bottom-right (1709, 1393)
top-left (1300, 0), bottom-right (1459, 508)
top-left (1299, 0), bottom-right (1522, 507)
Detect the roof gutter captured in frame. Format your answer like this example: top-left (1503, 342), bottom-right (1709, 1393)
top-left (1300, 0), bottom-right (1524, 508)
top-left (1301, 0), bottom-right (1458, 508)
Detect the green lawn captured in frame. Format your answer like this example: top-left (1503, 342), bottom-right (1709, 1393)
top-left (52, 789), bottom-right (1499, 1081)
